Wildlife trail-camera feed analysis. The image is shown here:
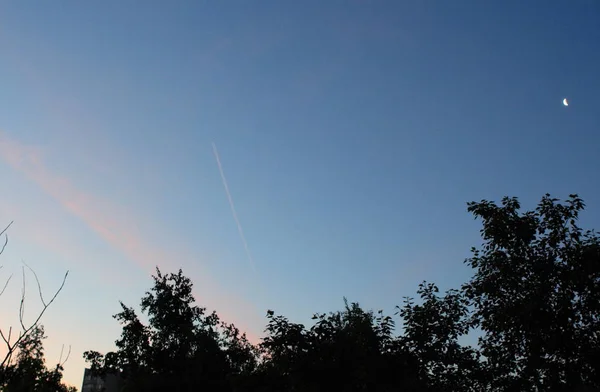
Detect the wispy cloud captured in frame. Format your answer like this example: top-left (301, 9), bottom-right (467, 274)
top-left (0, 132), bottom-right (264, 341)
top-left (212, 142), bottom-right (257, 274)
top-left (0, 131), bottom-right (161, 275)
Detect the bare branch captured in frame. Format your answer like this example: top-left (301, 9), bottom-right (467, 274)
top-left (0, 221), bottom-right (13, 237)
top-left (0, 221), bottom-right (71, 370)
top-left (0, 273), bottom-right (12, 297)
top-left (44, 271), bottom-right (69, 313)
top-left (21, 270), bottom-right (69, 334)
top-left (60, 344), bottom-right (72, 367)
top-left (24, 261), bottom-right (46, 306)
top-left (0, 269), bottom-right (70, 368)
top-left (0, 221), bottom-right (13, 256)
top-left (0, 222), bottom-right (15, 296)
top-left (1, 236), bottom-right (7, 256)
top-left (0, 326), bottom-right (10, 345)
top-left (19, 266), bottom-right (26, 331)
top-left (0, 326), bottom-right (14, 366)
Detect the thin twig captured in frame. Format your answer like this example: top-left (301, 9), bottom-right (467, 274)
top-left (0, 327), bottom-right (10, 345)
top-left (23, 261), bottom-right (46, 306)
top-left (0, 326), bottom-right (14, 366)
top-left (19, 267), bottom-right (26, 331)
top-left (0, 273), bottom-right (12, 297)
top-left (0, 269), bottom-right (70, 368)
top-left (0, 235), bottom-right (7, 256)
top-left (0, 221), bottom-right (13, 237)
top-left (0, 221), bottom-right (13, 256)
top-left (59, 343), bottom-right (64, 364)
top-left (60, 345), bottom-right (71, 367)
top-left (44, 271), bottom-right (69, 312)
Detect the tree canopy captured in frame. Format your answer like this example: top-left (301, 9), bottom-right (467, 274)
top-left (83, 268), bottom-right (258, 392)
top-left (0, 324), bottom-right (75, 392)
top-left (463, 194), bottom-right (600, 391)
top-left (84, 194), bottom-right (600, 392)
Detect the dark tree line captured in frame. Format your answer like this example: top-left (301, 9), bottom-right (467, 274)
top-left (83, 194), bottom-right (600, 392)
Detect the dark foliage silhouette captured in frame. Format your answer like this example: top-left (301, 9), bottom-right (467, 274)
top-left (463, 194), bottom-right (600, 391)
top-left (254, 298), bottom-right (427, 391)
top-left (83, 268), bottom-right (258, 392)
top-left (0, 325), bottom-right (75, 392)
top-left (83, 194), bottom-right (600, 392)
top-left (398, 283), bottom-right (485, 392)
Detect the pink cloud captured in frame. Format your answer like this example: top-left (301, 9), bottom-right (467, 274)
top-left (0, 131), bottom-right (181, 276)
top-left (0, 131), bottom-right (264, 343)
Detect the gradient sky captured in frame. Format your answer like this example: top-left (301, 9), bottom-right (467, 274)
top-left (1, 0), bottom-right (599, 388)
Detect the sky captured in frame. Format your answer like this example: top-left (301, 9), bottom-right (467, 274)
top-left (0, 0), bottom-right (599, 388)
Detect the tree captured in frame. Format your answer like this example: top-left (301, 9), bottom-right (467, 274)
top-left (398, 282), bottom-right (485, 392)
top-left (257, 299), bottom-right (427, 392)
top-left (0, 221), bottom-right (72, 390)
top-left (1, 324), bottom-right (75, 392)
top-left (84, 267), bottom-right (258, 392)
top-left (463, 194), bottom-right (600, 391)
top-left (82, 193), bottom-right (600, 392)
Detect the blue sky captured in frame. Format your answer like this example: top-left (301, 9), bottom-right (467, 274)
top-left (1, 0), bottom-right (599, 387)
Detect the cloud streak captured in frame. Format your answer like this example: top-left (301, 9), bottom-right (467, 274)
top-left (0, 131), bottom-right (161, 275)
top-left (0, 132), bottom-right (265, 341)
top-left (212, 142), bottom-right (257, 274)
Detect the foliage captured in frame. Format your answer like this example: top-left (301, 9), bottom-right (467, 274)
top-left (463, 194), bottom-right (600, 391)
top-left (83, 268), bottom-right (257, 392)
top-left (83, 194), bottom-right (600, 392)
top-left (256, 298), bottom-right (427, 392)
top-left (399, 283), bottom-right (485, 392)
top-left (0, 325), bottom-right (76, 392)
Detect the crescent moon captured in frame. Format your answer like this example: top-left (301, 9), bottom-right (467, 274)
top-left (563, 98), bottom-right (569, 106)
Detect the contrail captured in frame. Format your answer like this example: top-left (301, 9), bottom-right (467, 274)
top-left (212, 142), bottom-right (257, 273)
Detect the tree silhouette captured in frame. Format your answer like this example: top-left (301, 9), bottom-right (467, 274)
top-left (398, 283), bottom-right (485, 392)
top-left (463, 194), bottom-right (600, 391)
top-left (84, 268), bottom-right (257, 392)
top-left (256, 298), bottom-right (427, 391)
top-left (0, 221), bottom-right (72, 391)
top-left (81, 194), bottom-right (600, 392)
top-left (1, 325), bottom-right (75, 392)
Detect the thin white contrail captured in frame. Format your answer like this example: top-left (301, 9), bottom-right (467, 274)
top-left (212, 142), bottom-right (257, 273)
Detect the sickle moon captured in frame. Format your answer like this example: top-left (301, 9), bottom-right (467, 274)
top-left (563, 98), bottom-right (569, 106)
